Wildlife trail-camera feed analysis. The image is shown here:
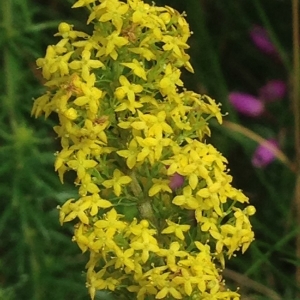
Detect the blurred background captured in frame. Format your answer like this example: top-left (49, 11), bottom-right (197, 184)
top-left (0, 0), bottom-right (299, 299)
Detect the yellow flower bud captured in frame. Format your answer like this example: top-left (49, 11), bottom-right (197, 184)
top-left (58, 22), bottom-right (71, 35)
top-left (245, 205), bottom-right (256, 216)
top-left (114, 87), bottom-right (126, 100)
top-left (64, 108), bottom-right (77, 120)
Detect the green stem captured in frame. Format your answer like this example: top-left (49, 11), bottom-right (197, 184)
top-left (253, 0), bottom-right (291, 71)
top-left (292, 0), bottom-right (300, 293)
top-left (130, 171), bottom-right (157, 224)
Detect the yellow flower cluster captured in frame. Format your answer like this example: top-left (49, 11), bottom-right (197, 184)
top-left (32, 0), bottom-right (255, 299)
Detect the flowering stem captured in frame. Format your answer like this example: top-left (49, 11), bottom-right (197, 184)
top-left (32, 1), bottom-right (256, 298)
top-left (130, 171), bottom-right (157, 224)
top-left (223, 120), bottom-right (294, 171)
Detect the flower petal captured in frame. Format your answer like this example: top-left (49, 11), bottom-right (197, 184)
top-left (250, 25), bottom-right (277, 55)
top-left (259, 80), bottom-right (286, 102)
top-left (252, 139), bottom-right (279, 168)
top-left (229, 92), bottom-right (264, 117)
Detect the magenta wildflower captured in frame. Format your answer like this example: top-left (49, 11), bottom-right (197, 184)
top-left (252, 139), bottom-right (279, 168)
top-left (229, 92), bottom-right (264, 117)
top-left (169, 172), bottom-right (184, 190)
top-left (250, 25), bottom-right (277, 55)
top-left (259, 80), bottom-right (286, 102)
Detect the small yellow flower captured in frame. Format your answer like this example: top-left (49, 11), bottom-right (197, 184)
top-left (156, 282), bottom-right (182, 299)
top-left (62, 198), bottom-right (90, 224)
top-left (103, 31), bottom-right (129, 59)
top-left (80, 193), bottom-right (112, 216)
top-left (159, 64), bottom-right (183, 95)
top-left (113, 247), bottom-right (135, 271)
top-left (148, 178), bottom-right (172, 197)
top-left (94, 208), bottom-right (126, 236)
top-left (161, 219), bottom-right (190, 240)
top-left (69, 49), bottom-right (104, 81)
top-left (173, 186), bottom-right (199, 209)
top-left (73, 73), bottom-right (103, 114)
top-left (173, 268), bottom-right (199, 296)
top-left (67, 150), bottom-right (98, 180)
top-left (72, 0), bottom-right (96, 8)
top-left (115, 75), bottom-right (143, 102)
top-left (78, 173), bottom-right (100, 196)
top-left (162, 34), bottom-right (189, 59)
top-left (138, 110), bottom-right (173, 138)
top-left (99, 1), bottom-right (129, 33)
top-left (102, 169), bottom-right (132, 196)
top-left (36, 45), bottom-right (72, 80)
top-left (54, 148), bottom-right (74, 171)
top-left (117, 139), bottom-right (140, 169)
top-left (121, 59), bottom-right (147, 80)
top-left (158, 242), bottom-right (188, 271)
top-left (130, 234), bottom-right (160, 263)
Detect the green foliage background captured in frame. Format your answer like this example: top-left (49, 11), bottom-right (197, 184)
top-left (0, 0), bottom-right (298, 299)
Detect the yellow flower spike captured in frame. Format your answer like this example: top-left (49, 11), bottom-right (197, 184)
top-left (33, 0), bottom-right (255, 298)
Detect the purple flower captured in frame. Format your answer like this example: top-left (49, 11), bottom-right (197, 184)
top-left (259, 80), bottom-right (286, 102)
top-left (229, 92), bottom-right (264, 117)
top-left (250, 25), bottom-right (277, 55)
top-left (252, 139), bottom-right (279, 168)
top-left (169, 172), bottom-right (184, 190)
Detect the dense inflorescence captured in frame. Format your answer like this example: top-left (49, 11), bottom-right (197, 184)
top-left (32, 0), bottom-right (255, 299)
